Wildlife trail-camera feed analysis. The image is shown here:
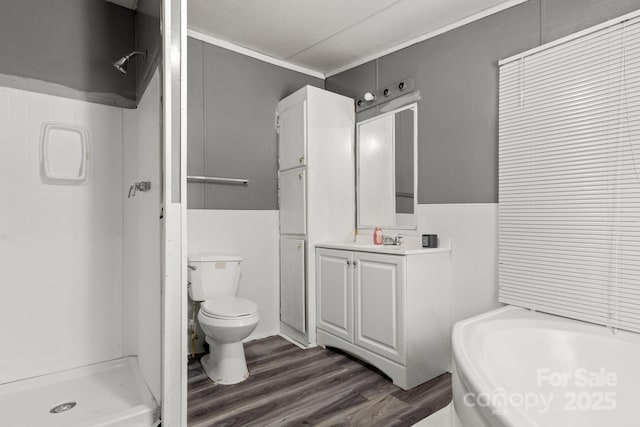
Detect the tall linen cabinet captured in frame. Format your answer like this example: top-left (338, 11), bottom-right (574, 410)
top-left (277, 86), bottom-right (355, 346)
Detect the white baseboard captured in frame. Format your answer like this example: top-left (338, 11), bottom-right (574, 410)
top-left (412, 403), bottom-right (453, 427)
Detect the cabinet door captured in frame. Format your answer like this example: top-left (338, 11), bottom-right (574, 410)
top-left (279, 168), bottom-right (306, 235)
top-left (280, 238), bottom-right (306, 333)
top-left (278, 101), bottom-right (307, 171)
top-left (317, 249), bottom-right (353, 342)
top-left (354, 252), bottom-right (405, 363)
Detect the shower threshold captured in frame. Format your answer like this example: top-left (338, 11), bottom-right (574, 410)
top-left (0, 356), bottom-right (159, 427)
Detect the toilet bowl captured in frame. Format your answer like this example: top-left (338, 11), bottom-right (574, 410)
top-left (188, 252), bottom-right (261, 384)
top-left (197, 296), bottom-right (259, 384)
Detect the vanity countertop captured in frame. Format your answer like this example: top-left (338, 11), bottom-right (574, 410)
top-left (315, 241), bottom-right (452, 255)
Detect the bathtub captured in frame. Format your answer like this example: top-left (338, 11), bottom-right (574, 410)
top-left (451, 306), bottom-right (640, 427)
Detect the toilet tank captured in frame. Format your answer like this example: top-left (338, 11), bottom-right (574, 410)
top-left (188, 253), bottom-right (243, 301)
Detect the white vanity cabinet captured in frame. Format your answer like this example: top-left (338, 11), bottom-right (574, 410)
top-left (278, 168), bottom-right (306, 235)
top-left (318, 250), bottom-right (405, 362)
top-left (316, 249), bottom-right (353, 342)
top-left (353, 252), bottom-right (405, 363)
top-left (280, 238), bottom-right (306, 333)
top-left (278, 99), bottom-right (307, 171)
top-left (277, 86), bottom-right (355, 347)
top-left (316, 245), bottom-right (451, 390)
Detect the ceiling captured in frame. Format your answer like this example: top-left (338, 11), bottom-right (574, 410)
top-left (187, 0), bottom-right (525, 76)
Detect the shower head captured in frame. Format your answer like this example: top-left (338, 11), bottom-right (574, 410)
top-left (112, 50), bottom-right (147, 74)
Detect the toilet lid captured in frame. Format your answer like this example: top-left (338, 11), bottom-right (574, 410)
top-left (201, 296), bottom-right (258, 319)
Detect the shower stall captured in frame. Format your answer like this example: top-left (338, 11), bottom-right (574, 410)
top-left (0, 0), bottom-right (187, 425)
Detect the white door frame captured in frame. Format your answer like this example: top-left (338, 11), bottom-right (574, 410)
top-left (161, 0), bottom-right (187, 425)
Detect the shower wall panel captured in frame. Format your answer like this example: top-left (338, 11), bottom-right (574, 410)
top-left (123, 70), bottom-right (162, 401)
top-left (0, 86), bottom-right (124, 384)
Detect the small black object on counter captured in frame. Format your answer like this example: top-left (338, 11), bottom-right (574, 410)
top-left (422, 234), bottom-right (438, 248)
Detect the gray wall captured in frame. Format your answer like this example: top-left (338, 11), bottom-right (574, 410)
top-left (187, 37), bottom-right (324, 209)
top-left (135, 0), bottom-right (162, 101)
top-left (541, 0), bottom-right (640, 43)
top-left (327, 0), bottom-right (640, 204)
top-left (0, 0), bottom-right (137, 106)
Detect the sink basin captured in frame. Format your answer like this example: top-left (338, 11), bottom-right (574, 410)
top-left (354, 244), bottom-right (403, 250)
top-left (316, 240), bottom-right (451, 255)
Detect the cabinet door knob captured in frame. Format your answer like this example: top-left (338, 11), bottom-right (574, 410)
top-left (353, 260), bottom-right (358, 266)
top-left (346, 260), bottom-right (351, 266)
top-left (299, 156), bottom-right (304, 164)
top-left (298, 173), bottom-right (303, 180)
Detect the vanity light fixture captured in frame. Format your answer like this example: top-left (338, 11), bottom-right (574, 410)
top-left (355, 77), bottom-right (415, 113)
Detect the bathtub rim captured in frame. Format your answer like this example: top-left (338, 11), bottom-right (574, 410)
top-left (452, 305), bottom-right (526, 427)
top-left (452, 304), bottom-right (640, 427)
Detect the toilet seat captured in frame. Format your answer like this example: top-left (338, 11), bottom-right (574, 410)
top-left (200, 296), bottom-right (258, 320)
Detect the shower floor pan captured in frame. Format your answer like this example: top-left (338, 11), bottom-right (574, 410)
top-left (0, 356), bottom-right (159, 427)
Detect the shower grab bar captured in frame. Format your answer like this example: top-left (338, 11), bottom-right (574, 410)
top-left (187, 175), bottom-right (249, 185)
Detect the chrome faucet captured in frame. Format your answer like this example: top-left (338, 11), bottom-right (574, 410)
top-left (128, 181), bottom-right (151, 198)
top-left (383, 235), bottom-right (404, 246)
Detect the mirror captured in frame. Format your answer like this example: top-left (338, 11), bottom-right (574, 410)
top-left (357, 103), bottom-right (417, 229)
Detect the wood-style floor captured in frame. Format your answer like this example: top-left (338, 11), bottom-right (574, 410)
top-left (188, 336), bottom-right (451, 427)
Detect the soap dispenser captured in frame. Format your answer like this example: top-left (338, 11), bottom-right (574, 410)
top-left (373, 227), bottom-right (383, 245)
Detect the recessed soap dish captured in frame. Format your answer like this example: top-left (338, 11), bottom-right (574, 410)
top-left (39, 122), bottom-right (89, 185)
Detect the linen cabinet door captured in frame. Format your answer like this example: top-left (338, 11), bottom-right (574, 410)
top-left (279, 168), bottom-right (306, 235)
top-left (353, 252), bottom-right (405, 363)
top-left (317, 249), bottom-right (353, 342)
top-left (278, 101), bottom-right (307, 171)
top-left (280, 238), bottom-right (306, 333)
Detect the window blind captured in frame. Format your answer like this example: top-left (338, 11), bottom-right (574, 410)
top-left (498, 12), bottom-right (640, 333)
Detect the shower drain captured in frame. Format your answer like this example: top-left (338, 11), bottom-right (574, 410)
top-left (50, 402), bottom-right (77, 414)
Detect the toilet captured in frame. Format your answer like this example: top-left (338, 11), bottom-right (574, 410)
top-left (188, 253), bottom-right (259, 384)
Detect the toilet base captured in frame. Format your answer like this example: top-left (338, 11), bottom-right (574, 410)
top-left (201, 340), bottom-right (250, 385)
